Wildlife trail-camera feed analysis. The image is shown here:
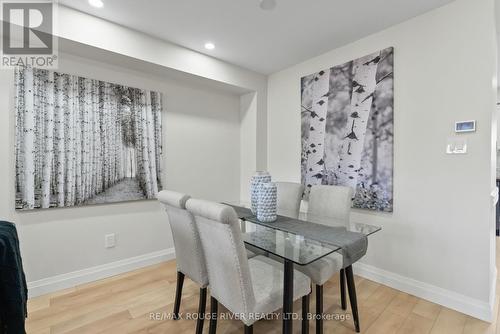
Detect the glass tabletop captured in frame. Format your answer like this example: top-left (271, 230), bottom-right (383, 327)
top-left (227, 202), bottom-right (382, 236)
top-left (224, 201), bottom-right (381, 269)
top-left (297, 212), bottom-right (382, 236)
top-left (240, 220), bottom-right (340, 266)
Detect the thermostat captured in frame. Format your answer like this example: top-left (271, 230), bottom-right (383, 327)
top-left (455, 120), bottom-right (476, 133)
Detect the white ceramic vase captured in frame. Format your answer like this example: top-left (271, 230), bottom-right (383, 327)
top-left (250, 171), bottom-right (271, 215)
top-left (257, 182), bottom-right (277, 222)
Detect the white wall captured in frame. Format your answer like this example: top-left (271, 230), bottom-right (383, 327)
top-left (0, 4), bottom-right (268, 296)
top-left (267, 0), bottom-right (497, 321)
top-left (56, 5), bottom-right (268, 191)
top-left (240, 92), bottom-right (258, 201)
top-left (0, 51), bottom-right (241, 295)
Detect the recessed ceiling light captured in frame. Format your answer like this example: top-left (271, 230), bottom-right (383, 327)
top-left (259, 0), bottom-right (277, 11)
top-left (204, 42), bottom-right (215, 50)
top-left (88, 0), bottom-right (104, 8)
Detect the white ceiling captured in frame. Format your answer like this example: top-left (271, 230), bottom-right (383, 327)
top-left (61, 0), bottom-right (455, 74)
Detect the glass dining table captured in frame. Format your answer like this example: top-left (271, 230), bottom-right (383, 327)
top-left (225, 203), bottom-right (382, 334)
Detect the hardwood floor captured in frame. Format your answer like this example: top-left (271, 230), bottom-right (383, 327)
top-left (27, 246), bottom-right (500, 334)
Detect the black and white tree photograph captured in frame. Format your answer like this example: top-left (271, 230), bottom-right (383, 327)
top-left (15, 67), bottom-right (163, 210)
top-left (301, 47), bottom-right (393, 212)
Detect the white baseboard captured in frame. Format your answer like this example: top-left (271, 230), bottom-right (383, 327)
top-left (353, 262), bottom-right (495, 322)
top-left (27, 248), bottom-right (175, 298)
top-left (489, 266), bottom-right (497, 317)
top-left (27, 248), bottom-right (495, 322)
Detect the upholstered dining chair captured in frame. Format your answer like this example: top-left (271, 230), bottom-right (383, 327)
top-left (307, 185), bottom-right (352, 222)
top-left (186, 199), bottom-right (312, 334)
top-left (276, 182), bottom-right (305, 218)
top-left (157, 190), bottom-right (208, 334)
top-left (299, 185), bottom-right (360, 333)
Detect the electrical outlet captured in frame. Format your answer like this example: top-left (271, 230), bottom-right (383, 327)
top-left (105, 233), bottom-right (116, 248)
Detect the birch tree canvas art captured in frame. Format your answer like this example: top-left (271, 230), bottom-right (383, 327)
top-left (15, 67), bottom-right (163, 210)
top-left (301, 47), bottom-right (393, 212)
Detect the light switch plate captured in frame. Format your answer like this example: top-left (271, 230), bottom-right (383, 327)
top-left (446, 138), bottom-right (467, 154)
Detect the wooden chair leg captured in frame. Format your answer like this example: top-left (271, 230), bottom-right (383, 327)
top-left (302, 293), bottom-right (310, 334)
top-left (315, 285), bottom-right (323, 334)
top-left (173, 271), bottom-right (185, 320)
top-left (345, 266), bottom-right (360, 333)
top-left (244, 325), bottom-right (253, 334)
top-left (340, 269), bottom-right (346, 310)
top-left (196, 287), bottom-right (207, 334)
top-left (209, 297), bottom-right (218, 334)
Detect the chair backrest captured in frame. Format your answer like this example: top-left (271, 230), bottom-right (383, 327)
top-left (186, 199), bottom-right (255, 315)
top-left (276, 182), bottom-right (304, 218)
top-left (307, 185), bottom-right (353, 224)
top-left (157, 190), bottom-right (208, 287)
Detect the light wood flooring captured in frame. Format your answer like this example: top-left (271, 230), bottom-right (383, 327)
top-left (27, 244), bottom-right (500, 334)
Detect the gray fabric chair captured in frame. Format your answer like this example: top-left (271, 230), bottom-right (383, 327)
top-left (300, 185), bottom-right (360, 333)
top-left (186, 199), bottom-right (311, 334)
top-left (307, 184), bottom-right (352, 222)
top-left (276, 182), bottom-right (305, 218)
top-left (157, 190), bottom-right (208, 334)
